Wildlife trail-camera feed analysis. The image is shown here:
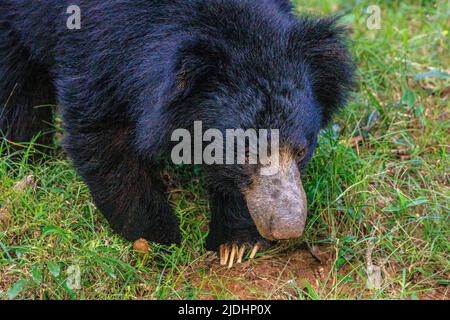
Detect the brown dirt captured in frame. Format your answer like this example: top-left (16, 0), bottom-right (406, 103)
top-left (184, 247), bottom-right (449, 300)
top-left (188, 246), bottom-right (341, 299)
top-left (420, 287), bottom-right (449, 300)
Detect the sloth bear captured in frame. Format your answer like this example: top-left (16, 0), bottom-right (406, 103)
top-left (0, 0), bottom-right (354, 265)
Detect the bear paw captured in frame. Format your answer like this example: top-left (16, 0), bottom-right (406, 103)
top-left (218, 240), bottom-right (271, 268)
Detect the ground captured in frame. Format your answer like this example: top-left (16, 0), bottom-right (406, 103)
top-left (0, 0), bottom-right (449, 300)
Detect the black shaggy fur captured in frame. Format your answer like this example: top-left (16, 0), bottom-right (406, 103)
top-left (0, 0), bottom-right (354, 249)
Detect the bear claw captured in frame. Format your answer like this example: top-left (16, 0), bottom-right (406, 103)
top-left (219, 242), bottom-right (262, 268)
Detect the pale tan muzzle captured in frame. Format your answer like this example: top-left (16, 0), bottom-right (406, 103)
top-left (244, 152), bottom-right (307, 240)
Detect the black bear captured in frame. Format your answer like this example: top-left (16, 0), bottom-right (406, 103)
top-left (0, 0), bottom-right (354, 265)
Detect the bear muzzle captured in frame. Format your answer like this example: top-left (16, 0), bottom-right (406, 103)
top-left (243, 154), bottom-right (307, 241)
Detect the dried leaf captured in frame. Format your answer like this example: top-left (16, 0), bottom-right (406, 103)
top-left (346, 136), bottom-right (364, 148)
top-left (0, 205), bottom-right (12, 229)
top-left (309, 245), bottom-right (331, 264)
top-left (366, 243), bottom-right (383, 290)
top-left (13, 175), bottom-right (37, 193)
top-left (133, 238), bottom-right (150, 253)
top-left (367, 265), bottom-right (382, 290)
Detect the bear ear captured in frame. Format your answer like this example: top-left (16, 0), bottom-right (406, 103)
top-left (287, 17), bottom-right (356, 127)
top-left (135, 38), bottom-right (229, 158)
top-left (272, 0), bottom-right (294, 14)
top-left (171, 38), bottom-right (230, 100)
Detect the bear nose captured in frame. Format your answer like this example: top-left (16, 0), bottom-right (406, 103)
top-left (244, 154), bottom-right (308, 241)
top-left (270, 228), bottom-right (303, 240)
top-left (268, 208), bottom-right (306, 240)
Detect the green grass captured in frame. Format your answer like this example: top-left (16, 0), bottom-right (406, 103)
top-left (1, 0), bottom-right (449, 300)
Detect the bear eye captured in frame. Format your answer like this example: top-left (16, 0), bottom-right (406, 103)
top-left (295, 148), bottom-right (307, 161)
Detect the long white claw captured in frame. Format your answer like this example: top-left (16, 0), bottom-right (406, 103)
top-left (220, 242), bottom-right (264, 267)
top-left (224, 245), bottom-right (231, 266)
top-left (228, 244), bottom-right (238, 269)
top-left (220, 244), bottom-right (228, 266)
top-left (237, 245), bottom-right (246, 263)
top-left (249, 243), bottom-right (260, 260)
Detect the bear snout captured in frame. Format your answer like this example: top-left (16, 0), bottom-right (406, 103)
top-left (266, 207), bottom-right (306, 240)
top-left (244, 151), bottom-right (308, 241)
